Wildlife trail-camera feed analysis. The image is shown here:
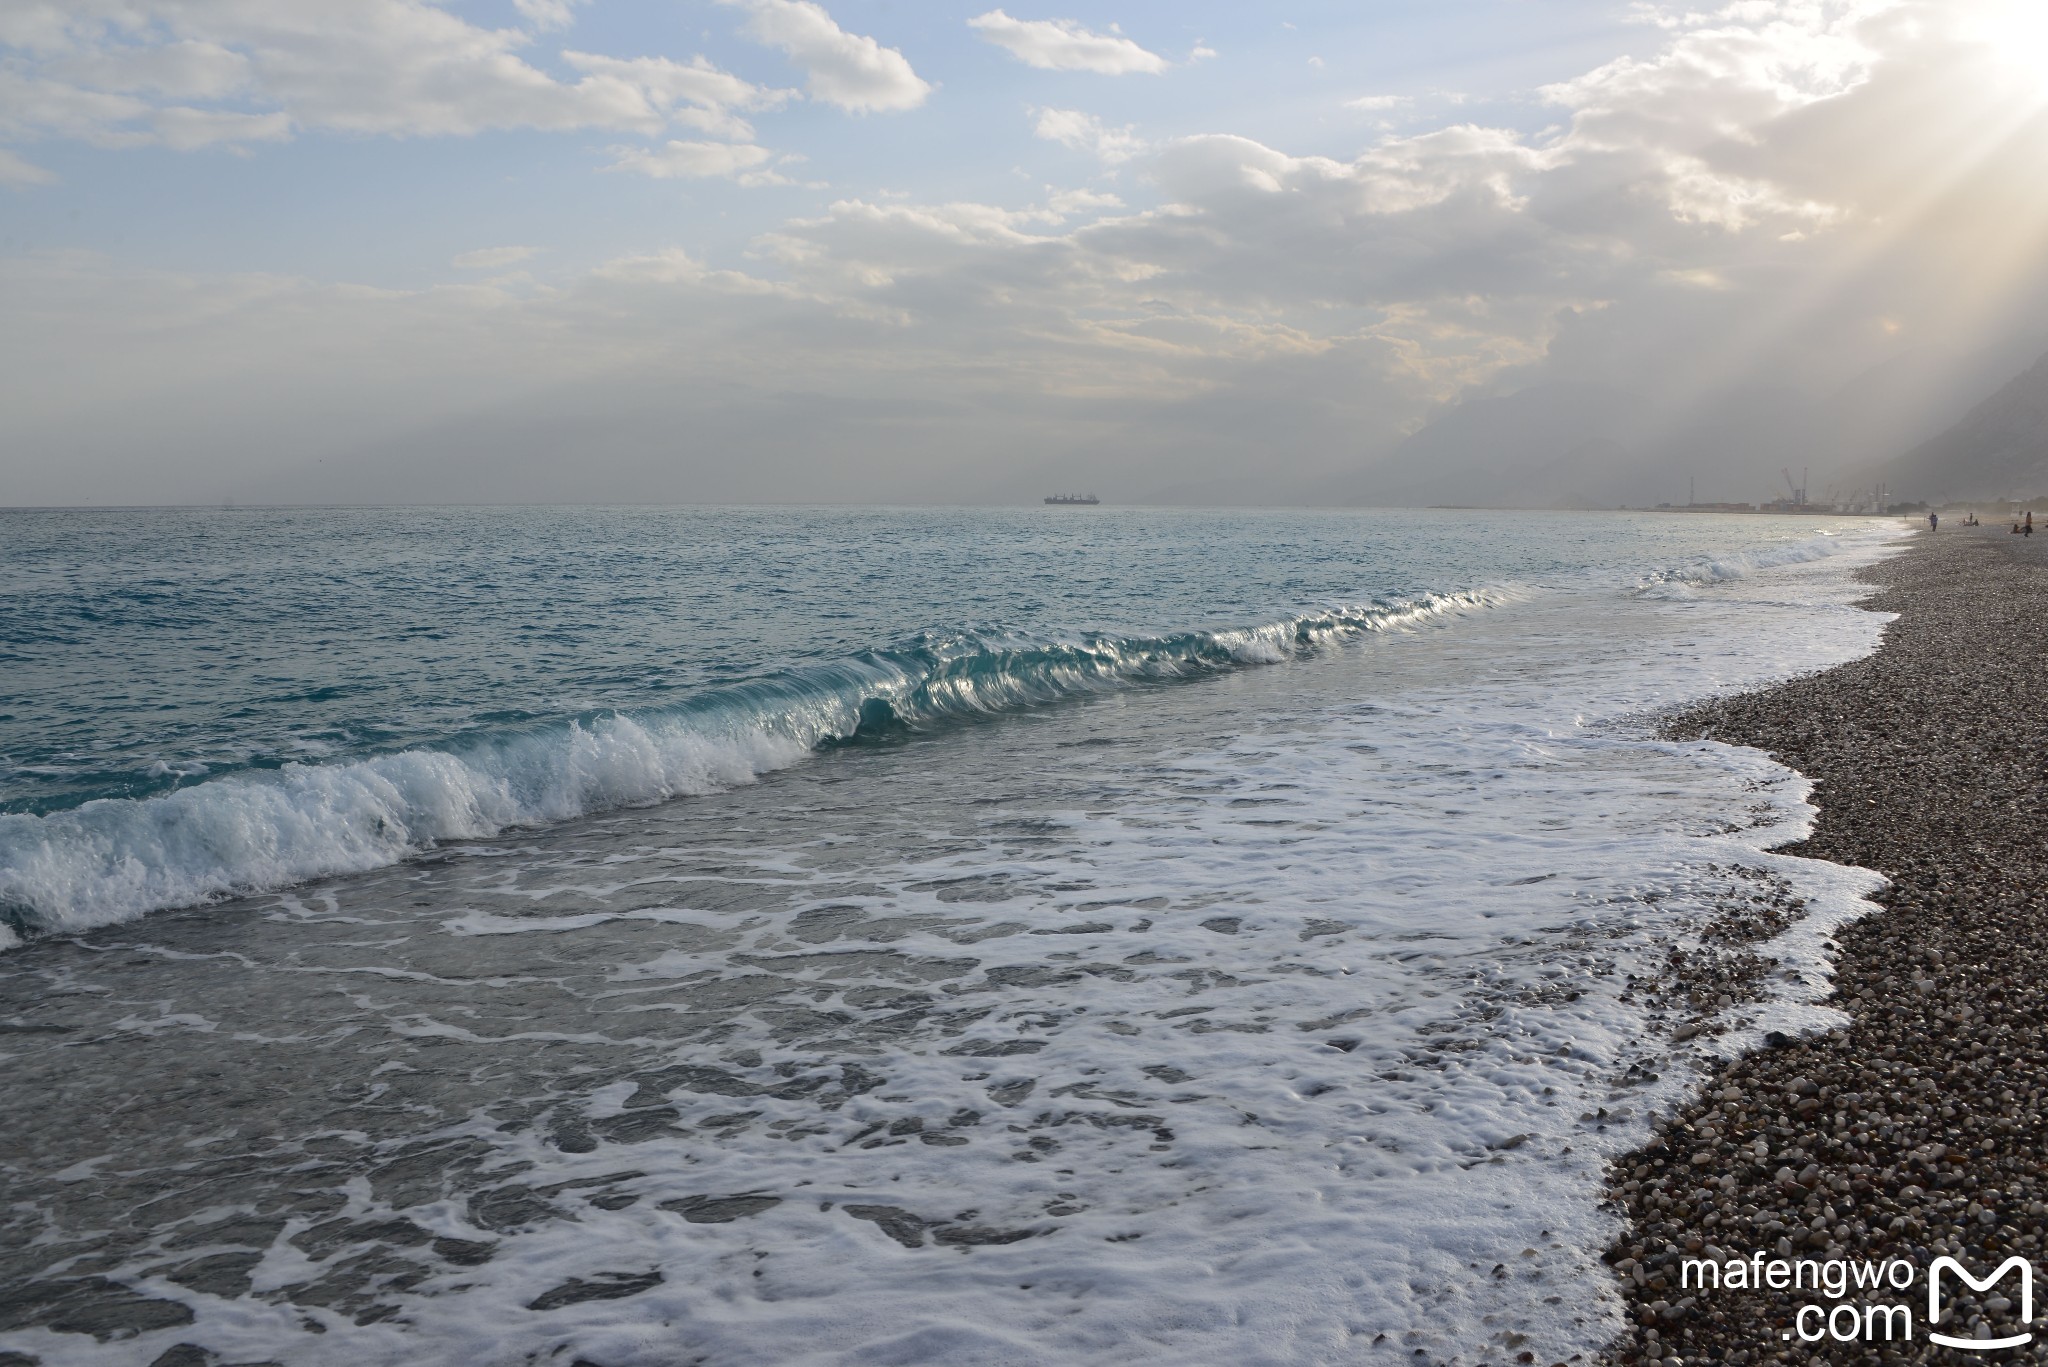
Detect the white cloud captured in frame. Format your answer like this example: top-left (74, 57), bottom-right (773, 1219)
top-left (590, 247), bottom-right (709, 285)
top-left (512, 0), bottom-right (588, 31)
top-left (1033, 107), bottom-right (1144, 163)
top-left (453, 245), bottom-right (537, 270)
top-left (1659, 153), bottom-right (1838, 231)
top-left (0, 2), bottom-right (785, 160)
top-left (604, 139), bottom-right (779, 180)
top-left (721, 0), bottom-right (930, 112)
top-left (1046, 186), bottom-right (1122, 216)
top-left (560, 51), bottom-right (790, 140)
top-left (13, 0), bottom-right (2048, 509)
top-left (47, 39), bottom-right (253, 102)
top-left (152, 107), bottom-right (291, 151)
top-left (1345, 94), bottom-right (1407, 112)
top-left (0, 146), bottom-right (53, 184)
top-left (968, 11), bottom-right (1168, 75)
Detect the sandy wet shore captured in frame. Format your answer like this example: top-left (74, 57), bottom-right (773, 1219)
top-left (1603, 525), bottom-right (2048, 1366)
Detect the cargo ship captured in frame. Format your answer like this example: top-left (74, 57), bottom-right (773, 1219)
top-left (1043, 493), bottom-right (1100, 505)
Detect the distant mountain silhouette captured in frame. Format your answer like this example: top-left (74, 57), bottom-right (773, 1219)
top-left (1326, 343), bottom-right (2011, 511)
top-left (1875, 348), bottom-right (2048, 502)
top-left (1324, 381), bottom-right (1834, 510)
top-left (1325, 383), bottom-right (1638, 508)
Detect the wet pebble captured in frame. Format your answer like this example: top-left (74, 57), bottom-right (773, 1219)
top-left (1602, 531), bottom-right (2048, 1365)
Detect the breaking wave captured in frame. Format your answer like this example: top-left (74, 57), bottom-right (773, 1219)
top-left (1631, 528), bottom-right (1874, 596)
top-left (0, 589), bottom-right (1506, 943)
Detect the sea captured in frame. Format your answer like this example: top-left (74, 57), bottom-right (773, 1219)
top-left (0, 505), bottom-right (1902, 1367)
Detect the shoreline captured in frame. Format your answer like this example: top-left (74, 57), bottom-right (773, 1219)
top-left (1601, 525), bottom-right (2048, 1364)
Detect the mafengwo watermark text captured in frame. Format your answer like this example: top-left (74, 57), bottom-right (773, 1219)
top-left (1680, 1251), bottom-right (2033, 1348)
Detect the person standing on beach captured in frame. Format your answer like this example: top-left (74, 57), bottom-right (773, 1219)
top-left (2027, 511), bottom-right (2034, 538)
top-left (1929, 512), bottom-right (1938, 531)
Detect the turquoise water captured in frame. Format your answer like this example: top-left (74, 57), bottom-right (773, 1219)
top-left (1, 505), bottom-right (1883, 937)
top-left (0, 503), bottom-right (1904, 1367)
top-left (0, 505), bottom-right (1692, 813)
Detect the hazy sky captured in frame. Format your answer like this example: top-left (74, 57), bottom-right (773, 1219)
top-left (6, 0), bottom-right (2048, 506)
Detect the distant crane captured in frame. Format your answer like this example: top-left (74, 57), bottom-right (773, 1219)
top-left (1781, 467), bottom-right (1808, 509)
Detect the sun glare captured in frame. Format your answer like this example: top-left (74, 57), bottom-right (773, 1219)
top-left (1973, 0), bottom-right (2048, 93)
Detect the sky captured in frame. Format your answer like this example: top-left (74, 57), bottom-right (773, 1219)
top-left (5, 0), bottom-right (2048, 507)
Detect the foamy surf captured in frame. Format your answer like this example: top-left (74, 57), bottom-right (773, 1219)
top-left (1633, 527), bottom-right (1865, 595)
top-left (0, 511), bottom-right (1910, 1367)
top-left (0, 590), bottom-right (1506, 941)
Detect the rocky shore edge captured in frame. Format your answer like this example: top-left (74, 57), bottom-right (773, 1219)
top-left (1601, 526), bottom-right (2048, 1367)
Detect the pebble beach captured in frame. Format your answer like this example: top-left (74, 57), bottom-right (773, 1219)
top-left (1604, 525), bottom-right (2048, 1365)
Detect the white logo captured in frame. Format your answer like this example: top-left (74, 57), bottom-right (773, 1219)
top-left (1929, 1256), bottom-right (2033, 1351)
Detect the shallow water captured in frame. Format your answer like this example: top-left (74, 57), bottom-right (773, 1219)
top-left (0, 508), bottom-right (1901, 1365)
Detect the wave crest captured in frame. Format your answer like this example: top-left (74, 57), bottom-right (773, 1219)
top-left (0, 590), bottom-right (1502, 941)
top-left (1631, 529), bottom-right (1872, 597)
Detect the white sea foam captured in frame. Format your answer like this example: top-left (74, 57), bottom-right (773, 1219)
top-left (0, 591), bottom-right (1509, 942)
top-left (0, 718), bottom-right (810, 937)
top-left (0, 523), bottom-right (1914, 1367)
top-left (1634, 527), bottom-right (1865, 596)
